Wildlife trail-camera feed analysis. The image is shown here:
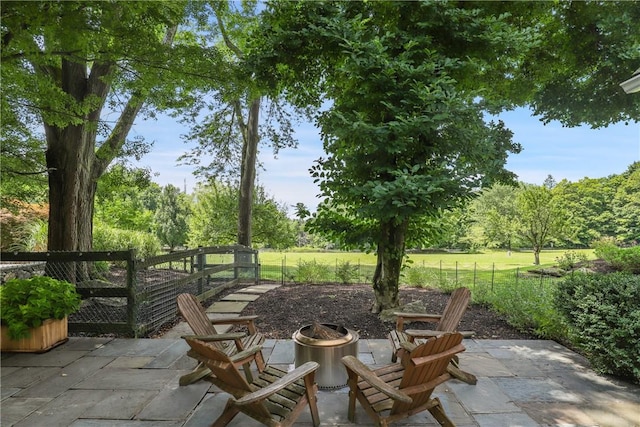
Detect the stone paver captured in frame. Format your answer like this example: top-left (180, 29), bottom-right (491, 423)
top-left (205, 301), bottom-right (248, 313)
top-left (237, 284), bottom-right (280, 293)
top-left (221, 293), bottom-right (261, 302)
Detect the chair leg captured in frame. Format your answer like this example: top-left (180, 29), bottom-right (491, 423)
top-left (427, 397), bottom-right (455, 427)
top-left (254, 350), bottom-right (266, 372)
top-left (347, 388), bottom-right (357, 422)
top-left (241, 363), bottom-right (254, 383)
top-left (212, 400), bottom-right (241, 427)
top-left (447, 360), bottom-right (477, 385)
top-left (179, 364), bottom-right (211, 386)
top-left (304, 377), bottom-right (320, 427)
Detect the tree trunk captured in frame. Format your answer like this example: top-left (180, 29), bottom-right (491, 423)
top-left (371, 219), bottom-right (408, 313)
top-left (40, 25), bottom-right (177, 282)
top-left (237, 97), bottom-right (260, 247)
top-left (533, 246), bottom-right (541, 265)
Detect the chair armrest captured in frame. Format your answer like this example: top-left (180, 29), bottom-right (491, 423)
top-left (394, 312), bottom-right (441, 331)
top-left (181, 333), bottom-right (246, 342)
top-left (341, 356), bottom-right (412, 404)
top-left (230, 345), bottom-right (263, 365)
top-left (394, 312), bottom-right (441, 321)
top-left (209, 316), bottom-right (259, 334)
top-left (209, 315), bottom-right (259, 325)
top-left (233, 361), bottom-right (319, 405)
top-left (399, 341), bottom-right (417, 353)
top-left (405, 330), bottom-right (475, 339)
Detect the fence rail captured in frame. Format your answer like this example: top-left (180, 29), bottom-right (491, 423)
top-left (0, 245), bottom-right (258, 337)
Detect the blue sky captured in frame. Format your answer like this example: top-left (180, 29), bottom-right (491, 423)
top-left (130, 107), bottom-right (640, 215)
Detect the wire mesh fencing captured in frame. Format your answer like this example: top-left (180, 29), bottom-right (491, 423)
top-left (0, 246), bottom-right (258, 337)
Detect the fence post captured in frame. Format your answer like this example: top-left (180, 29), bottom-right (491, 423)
top-left (515, 267), bottom-right (519, 287)
top-left (491, 263), bottom-right (495, 292)
top-left (126, 249), bottom-right (138, 337)
top-left (197, 248), bottom-right (205, 295)
top-left (254, 250), bottom-right (259, 285)
top-left (439, 260), bottom-right (442, 284)
top-left (455, 261), bottom-right (458, 285)
top-left (473, 262), bottom-right (477, 290)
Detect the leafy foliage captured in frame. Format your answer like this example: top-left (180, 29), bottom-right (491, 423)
top-left (295, 259), bottom-right (332, 284)
top-left (188, 182), bottom-right (295, 249)
top-left (335, 261), bottom-right (359, 284)
top-left (593, 239), bottom-right (640, 274)
top-left (253, 1), bottom-right (534, 309)
top-left (0, 277), bottom-right (81, 340)
top-left (516, 184), bottom-right (571, 264)
top-left (93, 224), bottom-right (161, 259)
top-left (612, 164), bottom-right (640, 244)
top-left (555, 272), bottom-right (640, 383)
top-left (1, 1), bottom-right (221, 253)
top-left (95, 164), bottom-right (157, 233)
top-left (555, 251), bottom-right (590, 271)
top-left (154, 184), bottom-right (190, 250)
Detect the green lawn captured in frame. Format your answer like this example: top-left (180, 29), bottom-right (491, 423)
top-left (258, 248), bottom-right (596, 271)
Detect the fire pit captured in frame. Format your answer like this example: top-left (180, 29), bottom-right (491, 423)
top-left (292, 322), bottom-right (359, 390)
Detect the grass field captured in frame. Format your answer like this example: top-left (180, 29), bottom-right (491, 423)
top-left (258, 248), bottom-right (596, 271)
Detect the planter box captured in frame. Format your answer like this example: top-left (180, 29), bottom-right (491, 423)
top-left (0, 317), bottom-right (68, 353)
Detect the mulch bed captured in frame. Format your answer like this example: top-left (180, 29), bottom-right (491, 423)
top-left (238, 283), bottom-right (539, 340)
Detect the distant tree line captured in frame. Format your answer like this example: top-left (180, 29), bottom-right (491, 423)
top-left (433, 162), bottom-right (640, 261)
top-left (4, 161), bottom-right (637, 263)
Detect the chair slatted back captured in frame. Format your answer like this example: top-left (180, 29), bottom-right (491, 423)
top-left (177, 293), bottom-right (225, 351)
top-left (392, 333), bottom-right (464, 415)
top-left (436, 287), bottom-right (470, 332)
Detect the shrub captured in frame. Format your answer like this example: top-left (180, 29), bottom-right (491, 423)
top-left (402, 266), bottom-right (430, 287)
top-left (295, 259), bottom-right (332, 284)
top-left (93, 223), bottom-right (161, 259)
top-left (481, 279), bottom-right (569, 340)
top-left (555, 251), bottom-right (589, 271)
top-left (335, 261), bottom-right (359, 284)
top-left (593, 238), bottom-right (640, 273)
top-left (555, 272), bottom-right (640, 383)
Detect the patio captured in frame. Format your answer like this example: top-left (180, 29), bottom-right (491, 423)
top-left (2, 335), bottom-right (639, 427)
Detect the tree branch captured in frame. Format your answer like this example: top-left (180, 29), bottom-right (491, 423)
top-left (214, 7), bottom-right (244, 58)
top-left (93, 24), bottom-right (178, 177)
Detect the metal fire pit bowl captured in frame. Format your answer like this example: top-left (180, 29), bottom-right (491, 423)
top-left (293, 323), bottom-right (359, 390)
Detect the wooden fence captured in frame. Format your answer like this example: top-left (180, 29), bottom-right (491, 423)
top-left (0, 245), bottom-right (258, 337)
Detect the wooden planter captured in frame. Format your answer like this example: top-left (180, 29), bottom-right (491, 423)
top-left (0, 317), bottom-right (69, 353)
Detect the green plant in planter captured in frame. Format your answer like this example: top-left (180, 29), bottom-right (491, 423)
top-left (0, 276), bottom-right (82, 340)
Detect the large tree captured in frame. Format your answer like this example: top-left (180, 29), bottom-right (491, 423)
top-left (517, 184), bottom-right (571, 265)
top-left (188, 181), bottom-right (295, 249)
top-left (612, 162), bottom-right (640, 244)
top-left (251, 1), bottom-right (639, 311)
top-left (155, 184), bottom-right (190, 250)
top-left (1, 1), bottom-right (217, 269)
top-left (252, 1), bottom-right (534, 310)
top-left (178, 1), bottom-right (305, 247)
top-left (468, 184), bottom-right (521, 251)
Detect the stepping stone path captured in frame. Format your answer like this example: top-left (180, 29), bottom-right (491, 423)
top-left (162, 284), bottom-right (281, 338)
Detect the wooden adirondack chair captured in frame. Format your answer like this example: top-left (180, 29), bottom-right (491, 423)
top-left (183, 336), bottom-right (321, 427)
top-left (342, 332), bottom-right (466, 427)
top-left (387, 287), bottom-right (476, 385)
top-left (177, 293), bottom-right (266, 386)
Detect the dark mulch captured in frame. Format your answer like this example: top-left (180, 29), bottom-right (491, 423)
top-left (239, 283), bottom-right (539, 340)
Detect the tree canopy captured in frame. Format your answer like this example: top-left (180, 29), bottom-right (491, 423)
top-left (1, 1), bottom-right (219, 261)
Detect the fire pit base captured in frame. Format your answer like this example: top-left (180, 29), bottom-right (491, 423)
top-left (293, 323), bottom-right (359, 390)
